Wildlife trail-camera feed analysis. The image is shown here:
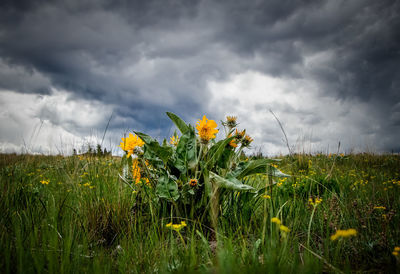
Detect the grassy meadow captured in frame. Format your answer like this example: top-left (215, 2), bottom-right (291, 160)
top-left (1, 152), bottom-right (399, 273)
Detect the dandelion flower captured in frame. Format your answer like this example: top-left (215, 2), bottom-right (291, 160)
top-left (119, 133), bottom-right (144, 158)
top-left (40, 180), bottom-right (50, 185)
top-left (262, 194), bottom-right (271, 199)
top-left (196, 115), bottom-right (218, 144)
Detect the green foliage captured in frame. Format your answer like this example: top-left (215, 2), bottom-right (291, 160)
top-left (124, 112), bottom-right (287, 224)
top-left (1, 133), bottom-right (400, 273)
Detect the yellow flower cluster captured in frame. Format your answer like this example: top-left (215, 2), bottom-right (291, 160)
top-left (383, 179), bottom-right (400, 191)
top-left (82, 182), bottom-right (95, 189)
top-left (40, 179), bottom-right (50, 185)
top-left (132, 159), bottom-right (150, 185)
top-left (330, 229), bottom-right (357, 241)
top-left (262, 194), bottom-right (271, 199)
top-left (271, 218), bottom-right (291, 233)
top-left (308, 197), bottom-right (323, 207)
top-left (119, 133), bottom-right (144, 158)
top-left (392, 246), bottom-right (400, 256)
top-left (166, 221), bottom-right (187, 232)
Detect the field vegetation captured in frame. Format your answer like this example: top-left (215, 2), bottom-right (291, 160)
top-left (0, 113), bottom-right (399, 273)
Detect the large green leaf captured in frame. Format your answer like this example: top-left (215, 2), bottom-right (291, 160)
top-left (166, 112), bottom-right (189, 134)
top-left (155, 174), bottom-right (180, 201)
top-left (209, 171), bottom-right (255, 191)
top-left (267, 166), bottom-right (291, 178)
top-left (235, 159), bottom-right (289, 180)
top-left (173, 126), bottom-right (197, 172)
top-left (206, 136), bottom-right (235, 169)
top-left (134, 131), bottom-right (173, 163)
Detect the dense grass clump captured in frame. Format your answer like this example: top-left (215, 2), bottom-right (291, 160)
top-left (0, 152), bottom-right (399, 273)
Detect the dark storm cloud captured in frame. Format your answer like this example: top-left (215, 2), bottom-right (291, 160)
top-left (0, 0), bottom-right (399, 152)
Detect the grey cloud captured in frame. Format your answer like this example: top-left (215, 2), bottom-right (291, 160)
top-left (0, 0), bottom-right (399, 153)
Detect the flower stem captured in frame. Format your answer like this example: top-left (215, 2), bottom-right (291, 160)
top-left (307, 205), bottom-right (317, 247)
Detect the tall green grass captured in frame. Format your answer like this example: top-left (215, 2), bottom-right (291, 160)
top-left (0, 153), bottom-right (399, 273)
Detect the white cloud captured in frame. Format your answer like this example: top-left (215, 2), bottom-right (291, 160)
top-left (208, 71), bottom-right (382, 155)
top-left (0, 88), bottom-right (113, 154)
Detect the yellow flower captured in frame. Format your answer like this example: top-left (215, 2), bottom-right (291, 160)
top-left (395, 247), bottom-right (400, 252)
top-left (373, 206), bottom-right (386, 210)
top-left (309, 197), bottom-right (323, 207)
top-left (196, 115), bottom-right (218, 144)
top-left (119, 133), bottom-right (144, 158)
top-left (279, 225), bottom-right (290, 233)
top-left (271, 217), bottom-right (281, 225)
top-left (170, 136), bottom-right (179, 146)
top-left (330, 229), bottom-right (357, 241)
top-left (225, 116), bottom-right (238, 128)
top-left (132, 159), bottom-right (141, 184)
top-left (228, 134), bottom-right (238, 148)
top-left (40, 180), bottom-right (50, 185)
top-left (166, 221), bottom-right (187, 232)
top-left (189, 179), bottom-right (198, 187)
top-left (235, 129), bottom-right (245, 140)
top-left (241, 134), bottom-right (253, 147)
top-left (262, 194), bottom-right (271, 199)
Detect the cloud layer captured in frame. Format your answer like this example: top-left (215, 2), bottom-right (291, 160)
top-left (1, 0), bottom-right (399, 155)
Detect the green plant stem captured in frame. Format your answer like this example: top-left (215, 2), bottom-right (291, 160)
top-left (307, 205), bottom-right (317, 247)
top-left (177, 231), bottom-right (186, 249)
top-left (261, 197), bottom-right (267, 245)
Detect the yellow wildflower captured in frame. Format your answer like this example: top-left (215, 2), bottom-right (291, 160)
top-left (279, 225), bottom-right (290, 233)
top-left (262, 194), bottom-right (271, 199)
top-left (241, 134), bottom-right (253, 147)
top-left (225, 116), bottom-right (238, 128)
top-left (166, 221), bottom-right (187, 232)
top-left (196, 115), bottom-right (218, 144)
top-left (234, 129), bottom-right (246, 141)
top-left (271, 217), bottom-right (281, 225)
top-left (119, 133), bottom-right (144, 158)
top-left (330, 229), bottom-right (357, 241)
top-left (189, 178), bottom-right (198, 187)
top-left (373, 206), bottom-right (386, 210)
top-left (170, 135), bottom-right (179, 146)
top-left (228, 134), bottom-right (238, 148)
top-left (309, 197), bottom-right (323, 207)
top-left (132, 159), bottom-right (141, 184)
top-left (40, 180), bottom-right (50, 185)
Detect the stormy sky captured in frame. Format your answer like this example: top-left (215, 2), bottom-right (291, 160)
top-left (1, 0), bottom-right (399, 155)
